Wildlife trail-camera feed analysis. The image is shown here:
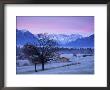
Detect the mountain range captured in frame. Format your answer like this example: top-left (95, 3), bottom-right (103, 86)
top-left (16, 29), bottom-right (94, 48)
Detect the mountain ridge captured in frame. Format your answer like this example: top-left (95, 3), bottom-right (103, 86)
top-left (16, 29), bottom-right (94, 48)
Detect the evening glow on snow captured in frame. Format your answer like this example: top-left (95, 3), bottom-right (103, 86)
top-left (16, 16), bottom-right (94, 37)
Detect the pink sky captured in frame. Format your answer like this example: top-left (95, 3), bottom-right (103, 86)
top-left (16, 16), bottom-right (94, 36)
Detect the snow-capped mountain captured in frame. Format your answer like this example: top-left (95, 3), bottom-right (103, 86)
top-left (67, 34), bottom-right (94, 48)
top-left (47, 34), bottom-right (83, 45)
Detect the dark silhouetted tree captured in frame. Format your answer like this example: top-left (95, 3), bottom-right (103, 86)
top-left (23, 33), bottom-right (58, 71)
top-left (36, 33), bottom-right (58, 70)
top-left (22, 44), bottom-right (40, 72)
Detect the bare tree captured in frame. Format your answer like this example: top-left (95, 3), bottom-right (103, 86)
top-left (23, 33), bottom-right (58, 71)
top-left (36, 33), bottom-right (58, 70)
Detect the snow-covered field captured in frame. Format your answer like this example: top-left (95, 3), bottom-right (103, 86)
top-left (16, 54), bottom-right (94, 74)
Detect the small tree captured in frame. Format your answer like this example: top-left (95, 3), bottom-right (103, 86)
top-left (22, 44), bottom-right (39, 72)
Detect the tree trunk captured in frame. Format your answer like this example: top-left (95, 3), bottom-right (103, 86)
top-left (42, 59), bottom-right (44, 70)
top-left (35, 63), bottom-right (37, 72)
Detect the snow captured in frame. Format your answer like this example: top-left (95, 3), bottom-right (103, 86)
top-left (48, 34), bottom-right (83, 45)
top-left (16, 60), bottom-right (32, 67)
top-left (60, 54), bottom-right (73, 58)
top-left (16, 54), bottom-right (94, 74)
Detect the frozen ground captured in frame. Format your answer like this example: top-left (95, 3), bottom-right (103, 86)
top-left (16, 54), bottom-right (94, 74)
